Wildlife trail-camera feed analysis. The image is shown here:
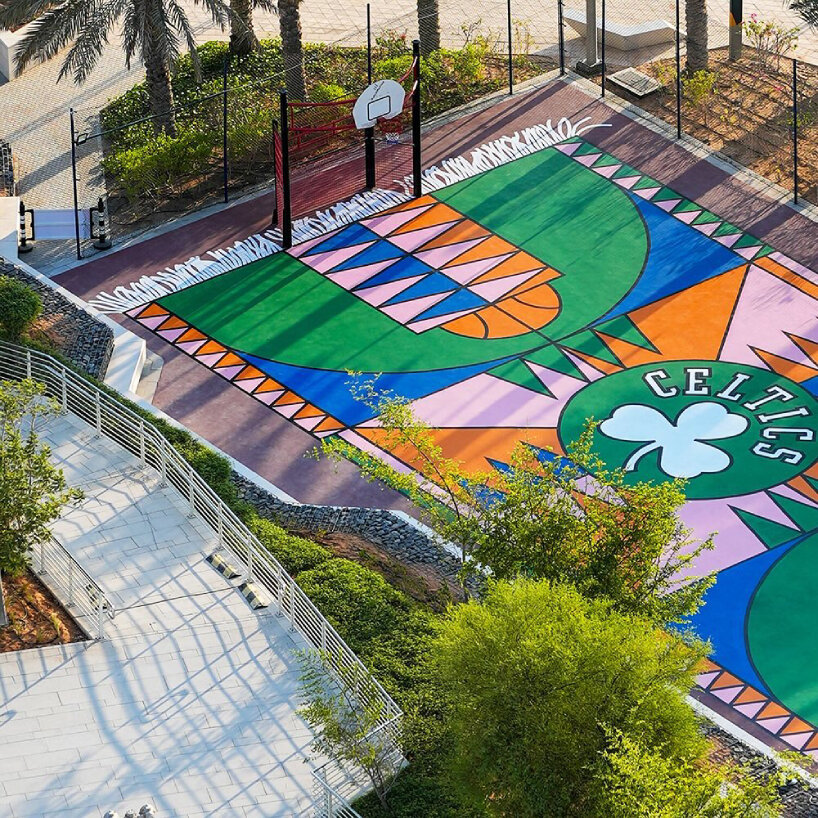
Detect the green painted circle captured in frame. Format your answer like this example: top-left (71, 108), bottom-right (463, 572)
top-left (558, 360), bottom-right (818, 500)
top-left (747, 532), bottom-right (818, 725)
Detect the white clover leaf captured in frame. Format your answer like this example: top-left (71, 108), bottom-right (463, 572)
top-left (598, 402), bottom-right (749, 479)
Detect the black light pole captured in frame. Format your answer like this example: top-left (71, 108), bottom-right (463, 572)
top-left (69, 108), bottom-right (82, 261)
top-left (365, 3), bottom-right (376, 189)
top-left (793, 58), bottom-right (799, 204)
top-left (675, 0), bottom-right (682, 139)
top-left (279, 90), bottom-right (293, 248)
top-left (222, 59), bottom-right (229, 203)
top-left (558, 0), bottom-right (565, 75)
top-left (601, 0), bottom-right (606, 97)
top-left (507, 0), bottom-right (514, 94)
top-left (412, 39), bottom-right (422, 198)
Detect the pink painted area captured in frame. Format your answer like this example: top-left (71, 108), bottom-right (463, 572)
top-left (561, 349), bottom-right (607, 382)
top-left (355, 275), bottom-right (426, 307)
top-left (757, 716), bottom-right (789, 734)
top-left (674, 209), bottom-right (702, 224)
top-left (593, 163), bottom-right (621, 179)
top-left (734, 701), bottom-right (766, 719)
top-left (720, 264), bottom-right (818, 371)
top-left (196, 352), bottom-right (227, 368)
top-left (770, 251), bottom-right (818, 286)
top-left (696, 671), bottom-right (720, 688)
top-left (470, 269), bottom-right (541, 302)
top-left (693, 221), bottom-right (720, 236)
top-left (711, 686), bottom-right (742, 704)
top-left (656, 198), bottom-right (682, 212)
top-left (139, 315), bottom-right (171, 331)
top-left (302, 241), bottom-right (375, 273)
top-left (554, 141), bottom-right (581, 156)
top-left (289, 229), bottom-right (339, 258)
top-left (362, 205), bottom-right (432, 236)
top-left (380, 290), bottom-right (455, 323)
top-left (613, 175), bottom-right (640, 189)
top-left (715, 232), bottom-right (741, 248)
top-left (407, 307), bottom-right (477, 333)
top-left (214, 364), bottom-right (245, 380)
top-left (388, 221), bottom-right (459, 252)
top-left (325, 259), bottom-right (398, 290)
top-left (769, 484), bottom-right (818, 507)
top-left (295, 414), bottom-right (324, 431)
top-left (254, 390), bottom-right (284, 405)
top-left (275, 401), bottom-right (305, 419)
top-left (735, 245), bottom-right (762, 260)
top-left (416, 238), bottom-right (485, 268)
top-left (525, 360), bottom-right (588, 403)
top-left (157, 327), bottom-right (187, 342)
top-left (445, 254), bottom-right (516, 285)
top-left (634, 186), bottom-right (661, 200)
top-left (575, 153), bottom-right (602, 167)
top-left (403, 372), bottom-right (565, 429)
top-left (782, 732), bottom-right (813, 750)
top-left (176, 339), bottom-right (206, 355)
top-left (236, 377), bottom-right (265, 393)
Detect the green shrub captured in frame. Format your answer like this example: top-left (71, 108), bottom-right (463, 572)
top-left (310, 82), bottom-right (349, 103)
top-left (246, 515), bottom-right (331, 574)
top-left (0, 277), bottom-right (42, 340)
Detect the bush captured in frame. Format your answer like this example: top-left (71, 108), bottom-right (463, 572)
top-left (246, 516), bottom-right (331, 574)
top-left (310, 82), bottom-right (349, 103)
top-left (0, 277), bottom-right (42, 341)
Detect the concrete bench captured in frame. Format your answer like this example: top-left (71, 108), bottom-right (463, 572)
top-left (564, 8), bottom-right (683, 52)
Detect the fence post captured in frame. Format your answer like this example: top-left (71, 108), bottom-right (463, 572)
top-left (601, 0), bottom-right (606, 97)
top-left (98, 598), bottom-right (105, 640)
top-left (793, 58), bottom-right (799, 205)
top-left (279, 90), bottom-right (293, 249)
top-left (25, 348), bottom-right (31, 379)
top-left (729, 0), bottom-right (743, 60)
top-left (507, 0), bottom-right (513, 95)
top-left (60, 365), bottom-right (68, 410)
top-left (558, 0), bottom-right (565, 76)
top-left (412, 40), bottom-right (422, 198)
top-left (94, 389), bottom-right (102, 434)
top-left (365, 3), bottom-right (376, 190)
top-left (223, 59), bottom-right (229, 204)
top-left (69, 108), bottom-right (82, 261)
top-left (68, 559), bottom-right (74, 606)
top-left (139, 420), bottom-right (146, 465)
top-left (18, 200), bottom-right (32, 254)
top-left (675, 0), bottom-right (682, 139)
top-left (245, 534), bottom-right (254, 583)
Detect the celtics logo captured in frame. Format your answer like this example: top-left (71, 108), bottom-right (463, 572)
top-left (558, 361), bottom-right (818, 499)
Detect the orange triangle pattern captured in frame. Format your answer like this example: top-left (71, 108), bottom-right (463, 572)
top-left (751, 347), bottom-right (818, 383)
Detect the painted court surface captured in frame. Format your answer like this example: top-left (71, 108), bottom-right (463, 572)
top-left (61, 83), bottom-right (818, 756)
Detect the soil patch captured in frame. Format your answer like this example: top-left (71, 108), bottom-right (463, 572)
top-left (0, 569), bottom-right (86, 652)
top-left (297, 528), bottom-right (464, 611)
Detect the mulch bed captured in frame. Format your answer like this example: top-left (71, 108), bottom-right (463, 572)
top-left (0, 569), bottom-right (86, 652)
top-left (607, 47), bottom-right (818, 205)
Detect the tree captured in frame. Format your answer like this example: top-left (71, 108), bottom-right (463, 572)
top-left (319, 388), bottom-right (713, 624)
top-left (299, 649), bottom-right (403, 813)
top-left (417, 0), bottom-right (441, 56)
top-left (0, 276), bottom-right (41, 341)
top-left (278, 0), bottom-right (306, 100)
top-left (0, 0), bottom-right (230, 134)
top-left (790, 0), bottom-right (818, 28)
top-left (0, 380), bottom-right (82, 612)
top-left (228, 0), bottom-right (274, 57)
top-left (685, 0), bottom-right (709, 73)
top-left (596, 732), bottom-right (782, 818)
top-left (431, 578), bottom-right (711, 818)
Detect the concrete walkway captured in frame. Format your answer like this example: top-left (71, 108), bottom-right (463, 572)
top-left (0, 410), bottom-right (318, 817)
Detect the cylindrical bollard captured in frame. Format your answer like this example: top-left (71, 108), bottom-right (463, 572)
top-left (18, 200), bottom-right (32, 253)
top-left (93, 196), bottom-right (112, 250)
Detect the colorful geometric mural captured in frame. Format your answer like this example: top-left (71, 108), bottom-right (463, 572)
top-left (125, 136), bottom-right (818, 753)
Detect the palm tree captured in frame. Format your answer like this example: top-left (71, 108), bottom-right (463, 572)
top-left (417, 0), bottom-right (440, 56)
top-left (278, 0), bottom-right (305, 100)
top-left (685, 0), bottom-right (709, 72)
top-left (790, 0), bottom-right (818, 27)
top-left (0, 0), bottom-right (229, 134)
top-left (229, 0), bottom-right (274, 57)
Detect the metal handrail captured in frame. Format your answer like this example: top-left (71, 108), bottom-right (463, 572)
top-left (0, 341), bottom-right (402, 814)
top-left (32, 534), bottom-right (115, 639)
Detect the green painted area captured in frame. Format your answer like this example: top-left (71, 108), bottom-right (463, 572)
top-left (732, 507), bottom-right (801, 550)
top-left (524, 344), bottom-right (587, 379)
top-left (770, 494), bottom-right (818, 532)
top-left (558, 329), bottom-right (622, 367)
top-left (434, 149), bottom-right (648, 339)
top-left (489, 358), bottom-right (554, 397)
top-left (748, 532), bottom-right (818, 724)
top-left (159, 148), bottom-right (647, 373)
top-left (593, 314), bottom-right (658, 352)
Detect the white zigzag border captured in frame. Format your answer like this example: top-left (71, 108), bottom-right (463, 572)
top-left (88, 115), bottom-right (609, 314)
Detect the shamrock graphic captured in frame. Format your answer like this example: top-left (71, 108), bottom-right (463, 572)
top-left (598, 402), bottom-right (749, 479)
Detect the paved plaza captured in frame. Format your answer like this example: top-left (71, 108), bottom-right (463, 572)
top-left (0, 411), bottom-right (318, 817)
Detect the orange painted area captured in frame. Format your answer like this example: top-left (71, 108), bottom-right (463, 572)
top-left (751, 348), bottom-right (818, 383)
top-left (755, 256), bottom-right (818, 300)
